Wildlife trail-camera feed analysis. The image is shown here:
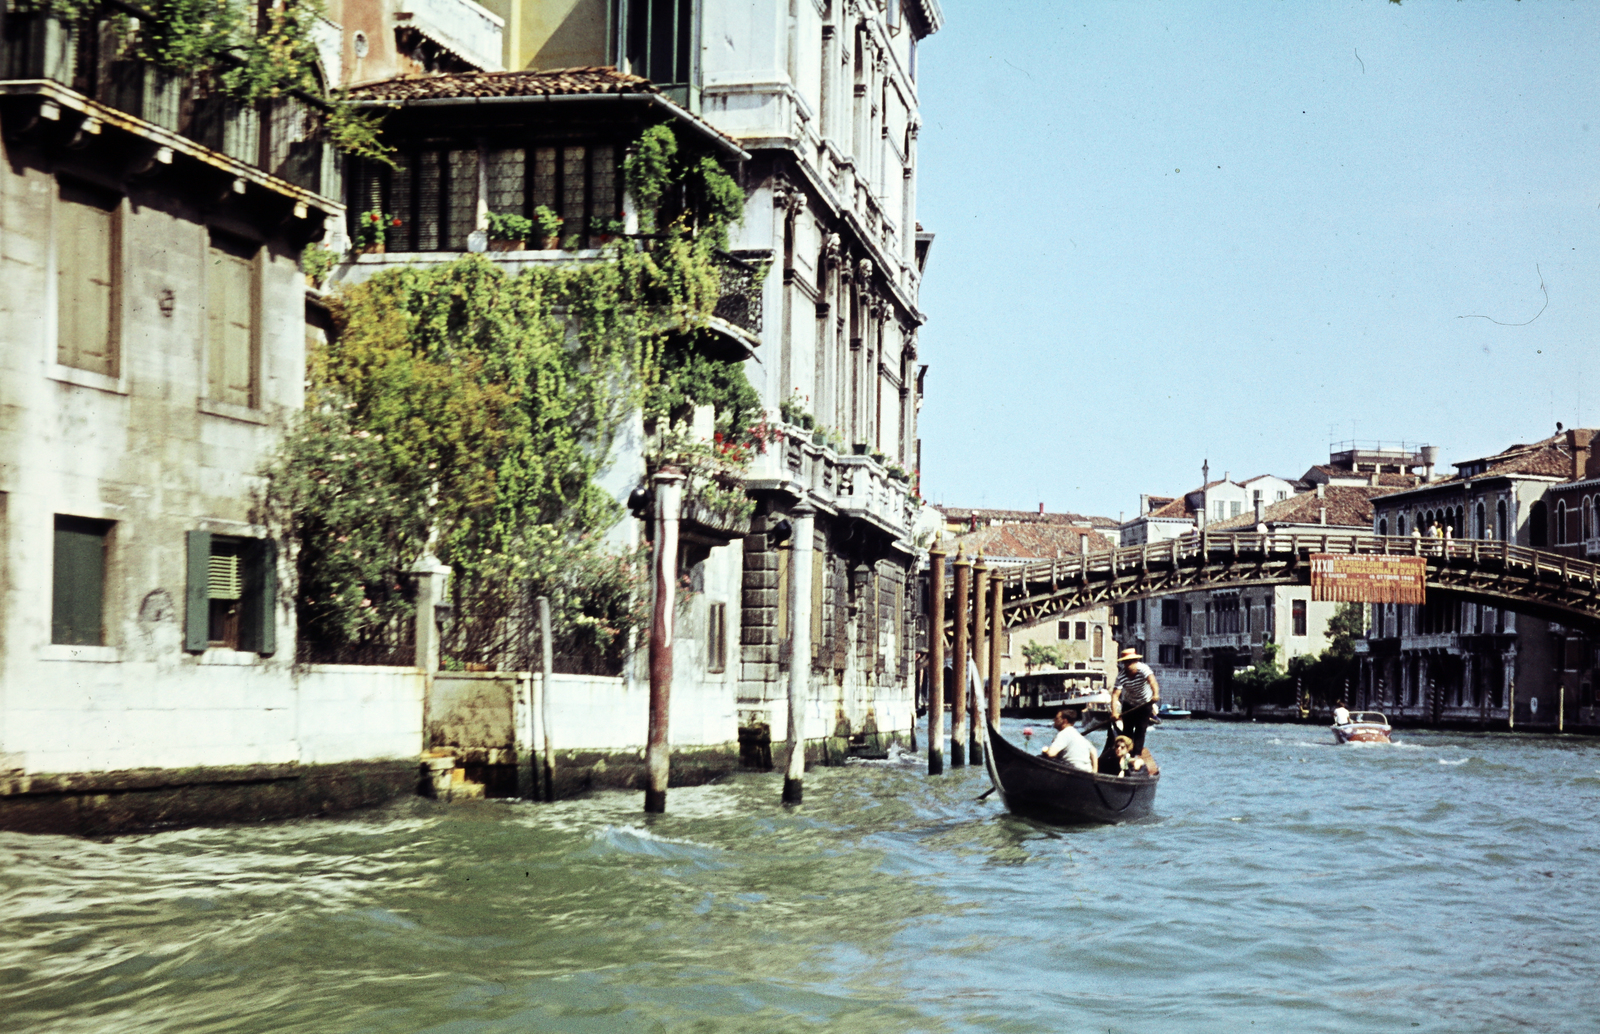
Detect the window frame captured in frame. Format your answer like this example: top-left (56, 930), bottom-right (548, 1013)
top-left (707, 599), bottom-right (727, 674)
top-left (185, 530), bottom-right (277, 655)
top-left (48, 176), bottom-right (128, 395)
top-left (1292, 599), bottom-right (1308, 637)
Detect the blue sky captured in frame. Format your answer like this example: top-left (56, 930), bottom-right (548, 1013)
top-left (914, 1), bottom-right (1599, 521)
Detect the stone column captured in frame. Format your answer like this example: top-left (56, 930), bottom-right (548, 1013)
top-left (783, 507), bottom-right (816, 804)
top-left (410, 552), bottom-right (451, 673)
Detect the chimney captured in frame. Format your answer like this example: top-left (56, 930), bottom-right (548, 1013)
top-left (1569, 428), bottom-right (1595, 479)
top-left (1039, 502), bottom-right (1045, 515)
top-left (1421, 445), bottom-right (1439, 483)
top-left (1223, 470), bottom-right (1230, 484)
top-left (1320, 506), bottom-right (1328, 526)
top-left (1140, 493), bottom-right (1149, 515)
top-left (1316, 483), bottom-right (1325, 499)
top-left (1370, 471), bottom-right (1380, 487)
top-left (1254, 498), bottom-right (1264, 525)
top-left (1080, 533), bottom-right (1089, 555)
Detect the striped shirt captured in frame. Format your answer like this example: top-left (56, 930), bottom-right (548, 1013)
top-left (1115, 661), bottom-right (1155, 710)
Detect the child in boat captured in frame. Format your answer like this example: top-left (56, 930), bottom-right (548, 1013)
top-left (1113, 735), bottom-right (1148, 776)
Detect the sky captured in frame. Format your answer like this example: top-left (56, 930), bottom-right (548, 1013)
top-left (913, 1), bottom-right (1600, 522)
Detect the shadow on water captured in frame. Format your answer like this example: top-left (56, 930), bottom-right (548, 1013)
top-left (3, 720), bottom-right (1600, 1033)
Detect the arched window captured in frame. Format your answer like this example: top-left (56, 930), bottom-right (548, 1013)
top-left (1496, 499), bottom-right (1507, 542)
top-left (1474, 502), bottom-right (1486, 539)
top-left (1398, 514), bottom-right (1407, 535)
top-left (1530, 500), bottom-right (1548, 547)
top-left (1378, 517), bottom-right (1388, 537)
top-left (1584, 497), bottom-right (1593, 542)
top-left (1556, 500), bottom-right (1567, 545)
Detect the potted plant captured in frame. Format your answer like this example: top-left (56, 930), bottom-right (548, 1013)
top-left (852, 443), bottom-right (869, 456)
top-left (486, 212), bottom-right (532, 251)
top-left (534, 205), bottom-right (563, 249)
top-left (589, 214), bottom-right (626, 245)
top-left (871, 451), bottom-right (887, 464)
top-left (300, 243), bottom-right (338, 289)
top-left (355, 209), bottom-right (400, 254)
top-left (812, 429), bottom-right (827, 446)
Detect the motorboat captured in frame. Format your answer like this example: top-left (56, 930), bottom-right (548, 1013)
top-left (1332, 711), bottom-right (1393, 744)
top-left (1157, 703), bottom-right (1191, 719)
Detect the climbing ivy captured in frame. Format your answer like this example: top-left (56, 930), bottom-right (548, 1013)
top-left (261, 128), bottom-right (754, 670)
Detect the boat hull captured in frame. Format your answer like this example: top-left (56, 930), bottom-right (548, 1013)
top-left (1333, 725), bottom-right (1392, 744)
top-left (985, 724), bottom-right (1158, 825)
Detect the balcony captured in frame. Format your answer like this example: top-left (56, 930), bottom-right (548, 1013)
top-left (0, 9), bottom-right (340, 207)
top-left (749, 423), bottom-right (916, 540)
top-left (394, 0), bottom-right (505, 74)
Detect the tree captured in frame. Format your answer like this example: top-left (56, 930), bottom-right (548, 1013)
top-left (1324, 602), bottom-right (1367, 661)
top-left (1021, 641), bottom-right (1067, 673)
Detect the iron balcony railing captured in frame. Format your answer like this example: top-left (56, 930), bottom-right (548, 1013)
top-left (1, 7), bottom-right (339, 199)
top-left (710, 251), bottom-right (762, 338)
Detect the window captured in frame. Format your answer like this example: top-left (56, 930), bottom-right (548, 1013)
top-left (56, 179), bottom-right (120, 376)
top-left (1075, 621), bottom-right (1087, 641)
top-left (1057, 620), bottom-right (1071, 641)
top-left (1586, 497), bottom-right (1594, 541)
top-left (1245, 597), bottom-right (1253, 633)
top-left (1230, 501), bottom-right (1242, 518)
top-left (205, 233), bottom-right (259, 408)
top-left (186, 531), bottom-right (276, 654)
top-left (623, 0), bottom-right (695, 92)
top-left (1556, 501), bottom-right (1568, 545)
top-left (708, 601), bottom-right (727, 673)
top-left (1158, 644), bottom-right (1178, 666)
top-left (53, 515), bottom-right (111, 646)
top-left (1091, 625), bottom-right (1103, 659)
top-left (1496, 500), bottom-right (1508, 542)
top-left (1213, 500), bottom-right (1225, 521)
top-left (1292, 599), bottom-right (1307, 637)
top-left (1161, 599), bottom-right (1180, 627)
top-left (1378, 517), bottom-right (1387, 536)
top-left (1530, 500), bottom-right (1548, 547)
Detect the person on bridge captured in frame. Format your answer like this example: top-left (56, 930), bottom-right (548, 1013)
top-left (1111, 648), bottom-right (1161, 757)
top-left (1041, 707), bottom-right (1096, 773)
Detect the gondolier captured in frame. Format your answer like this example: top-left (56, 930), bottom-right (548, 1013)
top-left (1111, 648), bottom-right (1160, 757)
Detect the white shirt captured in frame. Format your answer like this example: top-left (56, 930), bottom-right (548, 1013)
top-left (1333, 706), bottom-right (1351, 726)
top-left (1045, 725), bottom-right (1096, 773)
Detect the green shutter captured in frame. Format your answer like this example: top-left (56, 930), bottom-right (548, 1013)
top-left (185, 529), bottom-right (211, 652)
top-left (52, 517), bottom-right (106, 646)
top-left (239, 537), bottom-right (277, 656)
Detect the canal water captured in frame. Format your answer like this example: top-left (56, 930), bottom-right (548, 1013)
top-left (5, 719), bottom-right (1600, 1034)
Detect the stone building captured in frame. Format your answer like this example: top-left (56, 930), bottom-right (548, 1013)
top-left (0, 8), bottom-right (436, 832)
top-left (1360, 429), bottom-right (1599, 729)
top-left (335, 0), bottom-right (943, 760)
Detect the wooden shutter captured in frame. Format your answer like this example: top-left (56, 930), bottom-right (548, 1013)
top-left (238, 537), bottom-right (277, 655)
top-left (185, 529), bottom-right (211, 652)
top-left (206, 235), bottom-right (257, 407)
top-left (52, 516), bottom-right (107, 646)
top-left (56, 181), bottom-right (118, 376)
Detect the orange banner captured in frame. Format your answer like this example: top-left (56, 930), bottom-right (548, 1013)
top-left (1310, 554), bottom-right (1426, 604)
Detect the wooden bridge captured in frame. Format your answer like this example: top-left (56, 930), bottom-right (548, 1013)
top-left (942, 533), bottom-right (1600, 631)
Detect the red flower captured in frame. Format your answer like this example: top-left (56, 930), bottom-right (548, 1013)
top-left (391, 218), bottom-right (402, 227)
top-left (368, 212), bottom-right (380, 222)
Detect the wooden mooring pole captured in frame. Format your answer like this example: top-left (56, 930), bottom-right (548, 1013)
top-left (783, 508), bottom-right (815, 804)
top-left (539, 594), bottom-right (555, 802)
top-left (988, 569), bottom-right (1004, 729)
top-left (645, 467), bottom-right (685, 814)
top-left (927, 544), bottom-right (946, 775)
top-left (970, 554), bottom-right (988, 764)
top-left (951, 548), bottom-right (971, 768)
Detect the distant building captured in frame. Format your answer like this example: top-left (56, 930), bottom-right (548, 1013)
top-left (936, 504), bottom-right (1120, 544)
top-left (1121, 461), bottom-right (1297, 546)
top-left (1360, 429), bottom-right (1597, 729)
top-left (944, 524), bottom-right (1116, 690)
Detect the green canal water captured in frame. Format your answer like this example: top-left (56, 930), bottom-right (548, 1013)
top-left (4, 719), bottom-right (1600, 1034)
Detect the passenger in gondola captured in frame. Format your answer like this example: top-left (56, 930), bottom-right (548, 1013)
top-left (1112, 735), bottom-right (1146, 775)
top-left (1040, 707), bottom-right (1096, 773)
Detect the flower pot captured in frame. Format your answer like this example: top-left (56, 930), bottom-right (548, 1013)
top-left (487, 238), bottom-right (524, 252)
top-left (812, 431), bottom-right (827, 446)
top-left (800, 414), bottom-right (815, 429)
top-left (541, 235), bottom-right (562, 250)
top-left (852, 443), bottom-right (869, 456)
top-left (356, 242), bottom-right (385, 255)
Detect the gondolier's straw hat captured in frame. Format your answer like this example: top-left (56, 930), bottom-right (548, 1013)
top-left (1117, 648), bottom-right (1142, 662)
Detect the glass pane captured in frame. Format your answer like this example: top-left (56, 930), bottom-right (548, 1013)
top-left (391, 153), bottom-right (413, 251)
top-left (447, 148), bottom-right (479, 251)
top-left (532, 146), bottom-right (557, 213)
top-left (486, 148), bottom-right (526, 219)
top-left (415, 152), bottom-right (442, 251)
top-left (591, 146), bottom-right (617, 227)
top-left (562, 146), bottom-right (587, 240)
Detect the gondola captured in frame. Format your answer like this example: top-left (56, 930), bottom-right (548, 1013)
top-left (984, 722), bottom-right (1159, 824)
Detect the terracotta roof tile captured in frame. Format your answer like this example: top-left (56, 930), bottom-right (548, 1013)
top-left (1207, 485), bottom-right (1397, 531)
top-left (936, 505), bottom-right (1115, 528)
top-left (949, 523), bottom-right (1114, 560)
top-left (348, 67), bottom-right (656, 102)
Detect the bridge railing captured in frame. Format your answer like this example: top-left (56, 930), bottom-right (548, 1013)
top-left (989, 533), bottom-right (1600, 597)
